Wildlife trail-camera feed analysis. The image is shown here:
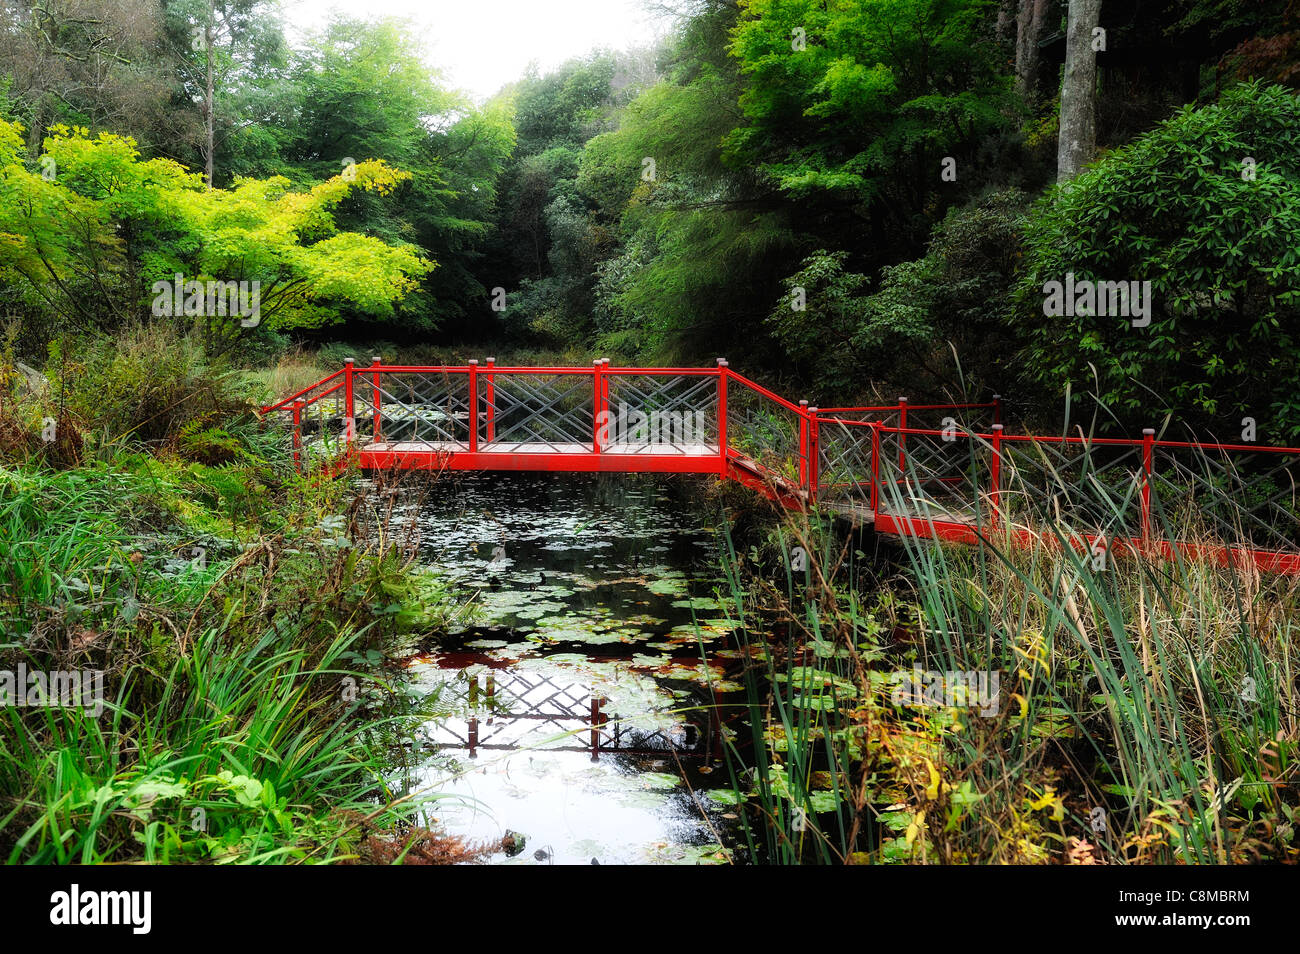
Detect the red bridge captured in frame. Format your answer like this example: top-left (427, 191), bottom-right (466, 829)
top-left (263, 359), bottom-right (1300, 575)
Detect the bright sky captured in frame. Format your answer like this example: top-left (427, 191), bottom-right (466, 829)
top-left (280, 0), bottom-right (673, 102)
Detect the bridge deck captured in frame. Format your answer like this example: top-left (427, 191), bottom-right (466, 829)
top-left (364, 441), bottom-right (719, 455)
top-left (357, 440), bottom-right (727, 474)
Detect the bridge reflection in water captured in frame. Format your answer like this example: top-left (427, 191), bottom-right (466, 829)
top-left (430, 659), bottom-right (725, 762)
top-left (405, 652), bottom-right (741, 864)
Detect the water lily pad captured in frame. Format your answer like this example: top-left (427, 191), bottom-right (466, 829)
top-left (671, 596), bottom-right (722, 611)
top-left (705, 788), bottom-right (746, 806)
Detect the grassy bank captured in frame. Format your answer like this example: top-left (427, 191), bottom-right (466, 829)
top-left (0, 325), bottom-right (472, 864)
top-left (717, 461), bottom-right (1300, 864)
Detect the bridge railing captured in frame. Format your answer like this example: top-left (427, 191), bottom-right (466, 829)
top-left (475, 362), bottom-right (595, 452)
top-left (259, 365), bottom-right (352, 470)
top-left (1149, 439), bottom-right (1300, 566)
top-left (263, 359), bottom-right (741, 465)
top-left (363, 362), bottom-right (475, 448)
top-left (259, 360), bottom-right (1300, 572)
top-left (721, 366), bottom-right (810, 486)
top-left (604, 363), bottom-right (721, 455)
top-left (811, 400), bottom-right (999, 509)
top-left (857, 422), bottom-right (1300, 574)
top-left (261, 358), bottom-right (975, 489)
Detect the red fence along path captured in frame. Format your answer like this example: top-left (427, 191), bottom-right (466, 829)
top-left (262, 359), bottom-right (1300, 575)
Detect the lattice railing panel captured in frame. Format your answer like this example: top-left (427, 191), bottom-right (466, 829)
top-left (367, 371), bottom-right (472, 446)
top-left (264, 372), bottom-right (349, 462)
top-left (995, 438), bottom-right (1145, 539)
top-left (1152, 447), bottom-right (1300, 553)
top-left (485, 372), bottom-right (594, 450)
top-left (815, 418), bottom-right (874, 507)
top-left (875, 428), bottom-right (990, 526)
top-left (726, 376), bottom-right (805, 485)
top-left (605, 373), bottom-right (719, 453)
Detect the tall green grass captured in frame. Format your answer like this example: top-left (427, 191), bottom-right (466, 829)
top-left (718, 445), bottom-right (1298, 864)
top-left (0, 330), bottom-right (472, 863)
top-left (0, 625), bottom-right (423, 864)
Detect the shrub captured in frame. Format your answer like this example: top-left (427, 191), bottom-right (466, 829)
top-left (53, 323), bottom-right (237, 445)
top-left (1018, 82), bottom-right (1300, 442)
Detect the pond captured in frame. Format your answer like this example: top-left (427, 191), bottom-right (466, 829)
top-left (385, 471), bottom-right (751, 865)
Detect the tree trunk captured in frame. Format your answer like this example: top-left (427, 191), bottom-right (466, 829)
top-left (26, 96), bottom-right (49, 156)
top-left (1015, 0), bottom-right (1053, 102)
top-left (1057, 0), bottom-right (1103, 184)
top-left (204, 9), bottom-right (215, 189)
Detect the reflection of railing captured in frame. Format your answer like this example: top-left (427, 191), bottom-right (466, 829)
top-left (434, 668), bottom-right (722, 761)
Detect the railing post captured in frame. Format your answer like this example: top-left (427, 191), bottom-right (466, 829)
top-left (292, 399), bottom-right (304, 472)
top-left (343, 358), bottom-right (355, 448)
top-left (370, 356), bottom-right (382, 444)
top-left (467, 359), bottom-right (478, 453)
top-left (807, 406), bottom-right (819, 504)
top-left (593, 358), bottom-right (605, 454)
top-left (1142, 428), bottom-right (1155, 548)
top-left (989, 424), bottom-right (1003, 528)
top-left (602, 358), bottom-right (611, 421)
top-left (485, 357), bottom-right (496, 444)
top-left (716, 358), bottom-right (728, 474)
top-left (798, 400), bottom-right (809, 490)
top-left (993, 394), bottom-right (1002, 428)
top-left (898, 396), bottom-right (908, 473)
top-left (870, 421), bottom-right (881, 515)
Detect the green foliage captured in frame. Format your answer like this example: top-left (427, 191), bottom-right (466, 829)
top-left (603, 201), bottom-right (794, 361)
top-left (52, 323), bottom-right (223, 445)
top-left (766, 190), bottom-right (1028, 398)
top-left (767, 250), bottom-right (875, 393)
top-left (274, 17), bottom-right (515, 333)
top-left (161, 0), bottom-right (288, 182)
top-left (0, 365), bottom-right (470, 862)
top-left (0, 118), bottom-right (432, 336)
top-left (1019, 83), bottom-right (1300, 440)
top-left (727, 0), bottom-right (1015, 212)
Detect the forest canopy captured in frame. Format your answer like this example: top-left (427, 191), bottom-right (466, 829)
top-left (1, 0), bottom-right (1298, 437)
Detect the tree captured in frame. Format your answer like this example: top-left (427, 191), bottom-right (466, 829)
top-left (1021, 83), bottom-right (1300, 441)
top-left (0, 118), bottom-right (433, 336)
top-left (767, 191), bottom-right (1029, 398)
top-left (0, 0), bottom-right (174, 154)
top-left (1015, 0), bottom-right (1057, 103)
top-left (1057, 0), bottom-right (1102, 182)
top-left (281, 17), bottom-right (514, 332)
top-left (162, 0), bottom-right (286, 188)
top-left (726, 0), bottom-right (1017, 259)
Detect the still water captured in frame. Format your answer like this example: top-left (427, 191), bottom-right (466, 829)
top-left (388, 472), bottom-right (748, 865)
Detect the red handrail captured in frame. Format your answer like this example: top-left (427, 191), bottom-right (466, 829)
top-left (260, 368), bottom-right (345, 416)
